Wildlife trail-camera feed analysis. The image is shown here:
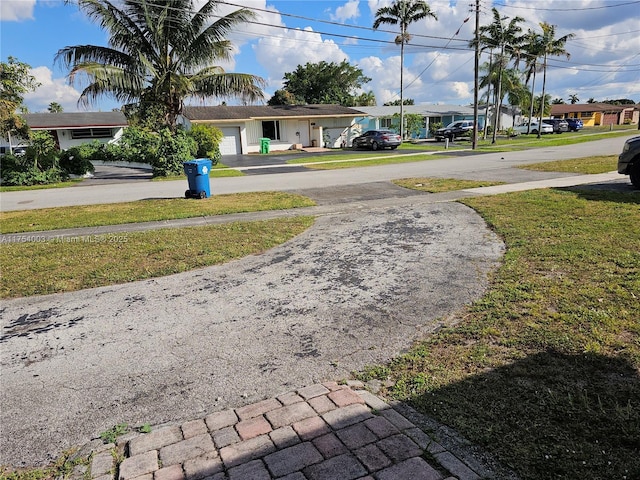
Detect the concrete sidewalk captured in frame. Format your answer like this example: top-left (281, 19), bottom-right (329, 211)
top-left (81, 382), bottom-right (515, 480)
top-left (0, 172), bottom-right (627, 244)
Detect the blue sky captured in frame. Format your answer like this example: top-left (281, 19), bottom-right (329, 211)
top-left (1, 0), bottom-right (639, 113)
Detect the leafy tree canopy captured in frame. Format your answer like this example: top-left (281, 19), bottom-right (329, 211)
top-left (48, 102), bottom-right (63, 113)
top-left (1, 56), bottom-right (39, 136)
top-left (601, 98), bottom-right (637, 105)
top-left (272, 60), bottom-right (371, 106)
top-left (384, 99), bottom-right (414, 106)
top-left (267, 89), bottom-right (300, 106)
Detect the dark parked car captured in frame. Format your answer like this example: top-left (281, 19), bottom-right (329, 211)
top-left (352, 130), bottom-right (401, 150)
top-left (434, 120), bottom-right (475, 141)
top-left (618, 135), bottom-right (640, 189)
top-left (542, 118), bottom-right (569, 133)
top-left (566, 118), bottom-right (583, 131)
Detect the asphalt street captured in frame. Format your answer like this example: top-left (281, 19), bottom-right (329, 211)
top-left (0, 135), bottom-right (635, 467)
top-left (1, 134), bottom-right (633, 211)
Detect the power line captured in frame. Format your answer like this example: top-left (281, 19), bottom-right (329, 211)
top-left (220, 1), bottom-right (471, 43)
top-left (492, 0), bottom-right (640, 11)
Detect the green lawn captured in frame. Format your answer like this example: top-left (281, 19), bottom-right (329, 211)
top-left (520, 154), bottom-right (618, 174)
top-left (358, 187), bottom-right (640, 480)
top-left (0, 217), bottom-right (314, 298)
top-left (0, 192), bottom-right (315, 233)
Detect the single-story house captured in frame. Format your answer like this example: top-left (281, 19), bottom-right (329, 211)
top-left (18, 112), bottom-right (128, 150)
top-left (181, 104), bottom-right (366, 154)
top-left (550, 103), bottom-right (639, 127)
top-left (354, 105), bottom-right (489, 139)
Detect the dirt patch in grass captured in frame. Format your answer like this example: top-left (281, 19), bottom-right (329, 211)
top-left (393, 177), bottom-right (505, 193)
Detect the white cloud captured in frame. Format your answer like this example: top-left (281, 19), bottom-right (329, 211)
top-left (331, 0), bottom-right (360, 22)
top-left (0, 0), bottom-right (35, 21)
top-left (23, 66), bottom-right (88, 113)
top-left (253, 27), bottom-right (350, 92)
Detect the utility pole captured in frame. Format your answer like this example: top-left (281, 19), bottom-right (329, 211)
top-left (472, 0), bottom-right (480, 149)
top-left (399, 2), bottom-right (406, 142)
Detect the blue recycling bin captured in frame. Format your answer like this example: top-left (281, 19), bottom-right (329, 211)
top-left (183, 159), bottom-right (212, 199)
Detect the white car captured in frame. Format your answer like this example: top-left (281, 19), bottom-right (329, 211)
top-left (514, 122), bottom-right (553, 135)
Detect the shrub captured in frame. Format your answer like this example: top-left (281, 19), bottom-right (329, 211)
top-left (2, 166), bottom-right (67, 186)
top-left (188, 124), bottom-right (223, 160)
top-left (59, 146), bottom-right (97, 176)
top-left (428, 122), bottom-right (443, 137)
top-left (148, 128), bottom-right (197, 177)
top-left (112, 126), bottom-right (159, 164)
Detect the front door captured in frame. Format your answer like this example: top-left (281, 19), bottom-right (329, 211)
top-left (297, 121), bottom-right (310, 147)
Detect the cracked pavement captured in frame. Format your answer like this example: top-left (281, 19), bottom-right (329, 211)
top-left (0, 198), bottom-right (504, 467)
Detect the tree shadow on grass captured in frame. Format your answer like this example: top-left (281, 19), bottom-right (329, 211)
top-left (559, 184), bottom-right (640, 204)
top-left (404, 350), bottom-right (640, 480)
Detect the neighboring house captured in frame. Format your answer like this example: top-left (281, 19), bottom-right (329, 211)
top-left (14, 112), bottom-right (128, 150)
top-left (550, 103), bottom-right (640, 127)
top-left (354, 105), bottom-right (488, 139)
top-left (181, 104), bottom-right (366, 154)
top-left (479, 104), bottom-right (522, 132)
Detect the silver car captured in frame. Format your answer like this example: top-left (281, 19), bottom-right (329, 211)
top-left (352, 130), bottom-right (401, 150)
top-left (514, 122), bottom-right (554, 135)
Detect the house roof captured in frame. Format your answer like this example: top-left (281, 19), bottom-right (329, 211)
top-left (183, 104), bottom-right (366, 122)
top-left (550, 103), bottom-right (636, 115)
top-left (23, 112), bottom-right (128, 129)
top-left (355, 105), bottom-right (476, 117)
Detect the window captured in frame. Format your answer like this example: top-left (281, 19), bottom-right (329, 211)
top-left (70, 128), bottom-right (113, 139)
top-left (380, 118), bottom-right (393, 128)
top-left (580, 112), bottom-right (592, 118)
top-left (262, 121), bottom-right (281, 140)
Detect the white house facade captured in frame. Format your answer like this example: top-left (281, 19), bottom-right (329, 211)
top-left (19, 112), bottom-right (128, 150)
top-left (182, 105), bottom-right (366, 155)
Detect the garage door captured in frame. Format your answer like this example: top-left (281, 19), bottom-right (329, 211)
top-left (219, 127), bottom-right (241, 155)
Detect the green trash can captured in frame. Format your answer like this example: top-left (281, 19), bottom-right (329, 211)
top-left (260, 137), bottom-right (270, 154)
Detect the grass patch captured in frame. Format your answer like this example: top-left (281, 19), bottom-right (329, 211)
top-left (520, 155), bottom-right (618, 174)
top-left (359, 188), bottom-right (640, 480)
top-left (300, 154), bottom-right (451, 170)
top-left (393, 177), bottom-right (506, 193)
top-left (481, 128), bottom-right (636, 151)
top-left (152, 162), bottom-right (244, 181)
top-left (0, 217), bottom-right (314, 298)
top-left (0, 192), bottom-right (316, 234)
top-left (0, 179), bottom-right (83, 192)
top-left (0, 449), bottom-right (88, 480)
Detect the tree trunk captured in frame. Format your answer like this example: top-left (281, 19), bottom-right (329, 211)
top-left (492, 47), bottom-right (504, 144)
top-left (400, 34), bottom-right (405, 140)
top-left (537, 53), bottom-right (547, 139)
top-left (527, 66), bottom-right (537, 135)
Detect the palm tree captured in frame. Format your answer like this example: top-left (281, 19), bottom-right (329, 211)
top-left (480, 60), bottom-right (523, 132)
top-left (476, 8), bottom-right (524, 142)
top-left (355, 91), bottom-right (377, 106)
top-left (48, 102), bottom-right (63, 113)
top-left (519, 28), bottom-right (544, 134)
top-left (568, 94), bottom-right (579, 104)
top-left (535, 22), bottom-right (574, 138)
top-left (373, 0), bottom-right (437, 140)
top-left (56, 0), bottom-right (264, 130)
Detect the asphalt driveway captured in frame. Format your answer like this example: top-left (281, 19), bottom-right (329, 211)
top-left (0, 198), bottom-right (504, 467)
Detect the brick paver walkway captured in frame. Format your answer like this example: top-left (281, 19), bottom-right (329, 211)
top-left (88, 383), bottom-right (488, 480)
